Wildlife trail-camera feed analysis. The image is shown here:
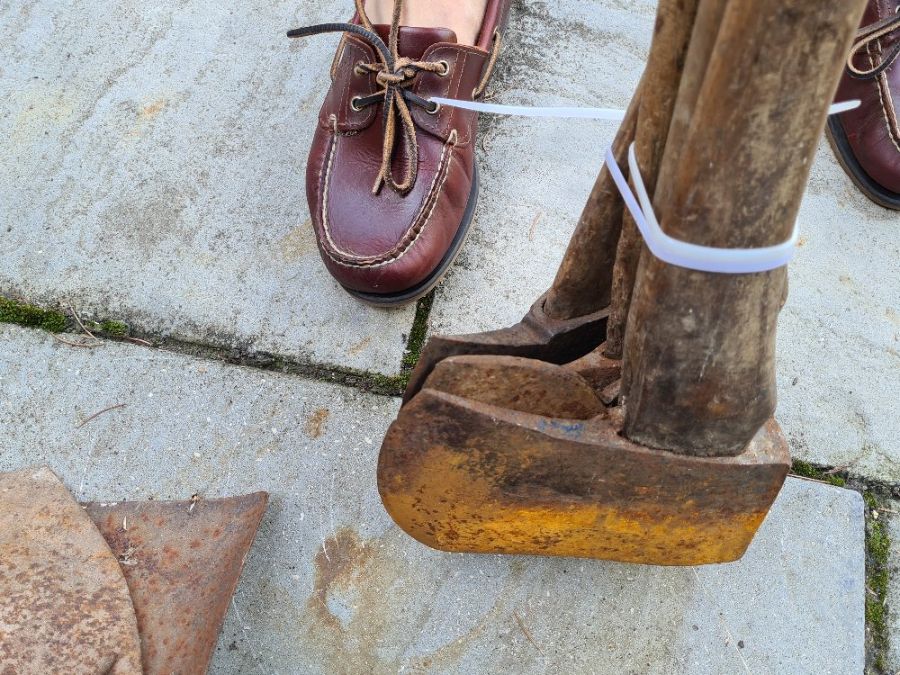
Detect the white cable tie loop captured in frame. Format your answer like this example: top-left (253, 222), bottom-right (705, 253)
top-left (430, 97), bottom-right (860, 120)
top-left (427, 96), bottom-right (861, 274)
top-left (429, 97), bottom-right (627, 120)
top-left (604, 144), bottom-right (798, 274)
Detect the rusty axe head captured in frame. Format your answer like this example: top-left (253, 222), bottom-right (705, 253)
top-left (380, 352), bottom-right (789, 565)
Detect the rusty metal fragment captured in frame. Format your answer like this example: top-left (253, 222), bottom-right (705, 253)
top-left (425, 355), bottom-right (604, 419)
top-left (84, 492), bottom-right (268, 675)
top-left (404, 295), bottom-right (608, 404)
top-left (0, 467), bottom-right (143, 674)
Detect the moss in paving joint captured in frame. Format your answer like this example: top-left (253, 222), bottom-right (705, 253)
top-left (89, 319), bottom-right (129, 337)
top-left (0, 296), bottom-right (68, 333)
top-left (301, 367), bottom-right (407, 398)
top-left (862, 491), bottom-right (890, 673)
top-left (219, 349), bottom-right (408, 398)
top-left (789, 461), bottom-right (890, 672)
top-left (401, 291), bottom-right (434, 372)
top-left (790, 459), bottom-right (847, 487)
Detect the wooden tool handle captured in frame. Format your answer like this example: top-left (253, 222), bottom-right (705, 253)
top-left (541, 91), bottom-right (640, 321)
top-left (544, 0), bottom-right (701, 326)
top-left (622, 0), bottom-right (867, 456)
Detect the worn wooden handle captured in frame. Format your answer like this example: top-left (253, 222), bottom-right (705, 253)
top-left (622, 0), bottom-right (867, 456)
top-left (541, 90), bottom-right (640, 321)
top-left (544, 0), bottom-right (702, 322)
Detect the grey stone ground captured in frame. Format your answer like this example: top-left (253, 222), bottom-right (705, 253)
top-left (0, 0), bottom-right (415, 375)
top-left (2, 0), bottom-right (895, 471)
top-left (1, 0), bottom-right (897, 671)
top-left (0, 325), bottom-right (865, 674)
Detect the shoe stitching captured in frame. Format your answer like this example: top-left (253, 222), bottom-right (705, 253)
top-left (313, 117), bottom-right (336, 219)
top-left (319, 124), bottom-right (457, 269)
top-left (320, 37), bottom-right (377, 131)
top-left (453, 51), bottom-right (471, 145)
top-left (876, 74), bottom-right (900, 153)
top-left (869, 33), bottom-right (900, 153)
top-left (323, 138), bottom-right (454, 269)
top-left (414, 46), bottom-right (484, 146)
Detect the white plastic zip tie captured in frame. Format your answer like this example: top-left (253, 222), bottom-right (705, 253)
top-left (431, 97), bottom-right (860, 119)
top-left (828, 99), bottom-right (862, 115)
top-left (430, 96), bottom-right (860, 274)
top-left (605, 143), bottom-right (797, 274)
top-left (429, 97), bottom-right (626, 120)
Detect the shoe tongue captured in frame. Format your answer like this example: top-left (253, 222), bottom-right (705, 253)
top-left (372, 25), bottom-right (457, 60)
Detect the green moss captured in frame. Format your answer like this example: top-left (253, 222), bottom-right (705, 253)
top-left (791, 459), bottom-right (820, 479)
top-left (870, 522), bottom-right (890, 563)
top-left (330, 370), bottom-right (406, 397)
top-left (864, 491), bottom-right (890, 672)
top-left (98, 319), bottom-right (128, 336)
top-left (790, 460), bottom-right (846, 487)
top-left (864, 491), bottom-right (879, 511)
top-left (0, 297), bottom-right (67, 333)
top-left (402, 291), bottom-right (434, 372)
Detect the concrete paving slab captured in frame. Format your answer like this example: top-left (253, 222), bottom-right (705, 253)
top-left (0, 0), bottom-right (415, 375)
top-left (0, 324), bottom-right (865, 673)
top-left (777, 160), bottom-right (900, 482)
top-left (428, 0), bottom-right (899, 480)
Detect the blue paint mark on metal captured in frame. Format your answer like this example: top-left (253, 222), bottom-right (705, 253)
top-left (536, 419), bottom-right (585, 438)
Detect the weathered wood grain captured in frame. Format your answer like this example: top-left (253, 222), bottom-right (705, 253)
top-left (622, 0), bottom-right (867, 456)
top-left (603, 0), bottom-right (702, 358)
top-left (542, 90), bottom-right (640, 320)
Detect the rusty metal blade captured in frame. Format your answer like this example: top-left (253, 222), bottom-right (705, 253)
top-left (0, 467), bottom-right (143, 674)
top-left (83, 492), bottom-right (268, 675)
top-left (378, 390), bottom-right (790, 565)
top-left (424, 355), bottom-right (605, 419)
top-left (404, 296), bottom-right (609, 404)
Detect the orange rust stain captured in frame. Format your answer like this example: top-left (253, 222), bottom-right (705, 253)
top-left (277, 220), bottom-right (317, 261)
top-left (140, 98), bottom-right (167, 120)
top-left (305, 408), bottom-right (330, 439)
top-left (348, 336), bottom-right (372, 357)
top-left (309, 527), bottom-right (375, 631)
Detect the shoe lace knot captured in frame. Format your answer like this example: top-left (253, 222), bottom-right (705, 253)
top-left (288, 0), bottom-right (447, 196)
top-left (847, 12), bottom-right (900, 80)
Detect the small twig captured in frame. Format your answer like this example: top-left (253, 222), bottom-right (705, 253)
top-left (69, 305), bottom-right (95, 339)
top-left (122, 336), bottom-right (153, 347)
top-left (528, 212), bottom-right (543, 242)
top-left (823, 464), bottom-right (851, 475)
top-left (53, 334), bottom-right (101, 349)
top-left (513, 611), bottom-right (544, 656)
top-left (76, 403), bottom-right (127, 429)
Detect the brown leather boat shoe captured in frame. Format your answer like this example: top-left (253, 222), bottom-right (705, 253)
top-left (827, 1), bottom-right (900, 210)
top-left (289, 0), bottom-right (512, 306)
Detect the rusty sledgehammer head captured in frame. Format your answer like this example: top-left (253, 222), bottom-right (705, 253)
top-left (379, 354), bottom-right (790, 566)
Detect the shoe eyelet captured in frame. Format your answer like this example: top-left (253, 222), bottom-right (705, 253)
top-left (436, 60), bottom-right (451, 77)
top-left (350, 96), bottom-right (364, 112)
top-left (427, 101), bottom-right (441, 115)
